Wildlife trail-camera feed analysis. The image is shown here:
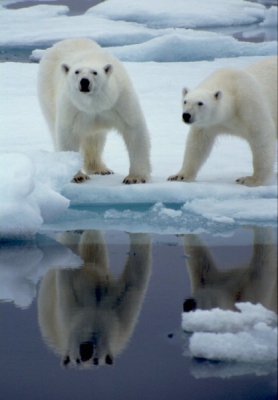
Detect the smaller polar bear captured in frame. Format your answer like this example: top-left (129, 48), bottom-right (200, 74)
top-left (168, 57), bottom-right (277, 186)
top-left (38, 38), bottom-right (151, 183)
top-left (181, 227), bottom-right (277, 313)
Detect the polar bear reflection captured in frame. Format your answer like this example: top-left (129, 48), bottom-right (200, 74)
top-left (182, 227), bottom-right (277, 314)
top-left (38, 231), bottom-right (151, 367)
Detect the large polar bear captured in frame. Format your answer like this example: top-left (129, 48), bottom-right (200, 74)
top-left (38, 230), bottom-right (152, 367)
top-left (38, 38), bottom-right (151, 183)
top-left (168, 57), bottom-right (277, 186)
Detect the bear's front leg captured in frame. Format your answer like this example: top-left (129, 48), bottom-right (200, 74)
top-left (236, 126), bottom-right (276, 187)
top-left (121, 126), bottom-right (151, 184)
top-left (56, 119), bottom-right (90, 183)
top-left (168, 128), bottom-right (216, 182)
top-left (82, 133), bottom-right (114, 176)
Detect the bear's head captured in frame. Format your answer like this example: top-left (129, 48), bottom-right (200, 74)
top-left (181, 87), bottom-right (222, 127)
top-left (61, 63), bottom-right (113, 96)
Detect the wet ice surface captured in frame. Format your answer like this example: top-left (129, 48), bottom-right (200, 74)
top-left (0, 227), bottom-right (277, 400)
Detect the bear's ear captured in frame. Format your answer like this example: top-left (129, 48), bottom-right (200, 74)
top-left (61, 63), bottom-right (70, 75)
top-left (182, 87), bottom-right (189, 97)
top-left (104, 64), bottom-right (113, 76)
top-left (214, 90), bottom-right (222, 100)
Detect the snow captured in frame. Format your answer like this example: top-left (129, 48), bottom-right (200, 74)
top-left (182, 303), bottom-right (277, 363)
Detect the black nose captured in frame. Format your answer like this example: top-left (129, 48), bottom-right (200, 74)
top-left (183, 298), bottom-right (197, 312)
top-left (80, 341), bottom-right (94, 362)
top-left (182, 113), bottom-right (191, 123)
top-left (80, 78), bottom-right (90, 92)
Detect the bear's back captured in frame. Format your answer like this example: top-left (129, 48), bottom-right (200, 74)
top-left (245, 57), bottom-right (277, 128)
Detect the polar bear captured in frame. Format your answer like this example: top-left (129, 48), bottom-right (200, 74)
top-left (38, 230), bottom-right (152, 367)
top-left (182, 227), bottom-right (277, 313)
top-left (168, 57), bottom-right (277, 186)
top-left (38, 38), bottom-right (151, 183)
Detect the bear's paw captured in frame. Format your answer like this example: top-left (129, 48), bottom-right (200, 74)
top-left (167, 173), bottom-right (194, 182)
top-left (123, 174), bottom-right (148, 184)
top-left (235, 175), bottom-right (266, 187)
top-left (71, 171), bottom-right (90, 183)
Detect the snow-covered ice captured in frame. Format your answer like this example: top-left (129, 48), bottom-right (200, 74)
top-left (182, 303), bottom-right (277, 363)
top-left (1, 0), bottom-right (277, 62)
top-left (0, 151), bottom-right (81, 239)
top-left (87, 0), bottom-right (271, 29)
top-left (0, 57), bottom-right (277, 237)
top-left (0, 0), bottom-right (277, 238)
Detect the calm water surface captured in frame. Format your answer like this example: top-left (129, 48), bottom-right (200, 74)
top-left (0, 227), bottom-right (277, 400)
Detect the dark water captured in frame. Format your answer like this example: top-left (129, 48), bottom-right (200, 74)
top-left (0, 227), bottom-right (277, 400)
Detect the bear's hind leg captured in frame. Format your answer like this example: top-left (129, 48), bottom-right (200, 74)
top-left (82, 133), bottom-right (114, 176)
top-left (236, 124), bottom-right (276, 187)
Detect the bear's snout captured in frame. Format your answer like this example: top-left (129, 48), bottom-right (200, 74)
top-left (183, 298), bottom-right (197, 312)
top-left (80, 341), bottom-right (94, 362)
top-left (182, 112), bottom-right (192, 124)
top-left (79, 78), bottom-right (91, 93)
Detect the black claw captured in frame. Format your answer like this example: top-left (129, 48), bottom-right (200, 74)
top-left (105, 354), bottom-right (113, 365)
top-left (62, 356), bottom-right (70, 366)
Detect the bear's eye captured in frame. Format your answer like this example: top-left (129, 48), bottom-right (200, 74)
top-left (183, 100), bottom-right (187, 104)
top-left (198, 102), bottom-right (203, 106)
top-left (75, 70), bottom-right (80, 75)
top-left (93, 71), bottom-right (98, 76)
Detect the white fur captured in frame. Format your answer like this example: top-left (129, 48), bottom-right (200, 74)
top-left (38, 38), bottom-right (151, 184)
top-left (38, 230), bottom-right (152, 367)
top-left (168, 57), bottom-right (277, 186)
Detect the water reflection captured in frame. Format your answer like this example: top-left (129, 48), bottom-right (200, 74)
top-left (0, 235), bottom-right (81, 308)
top-left (182, 226), bottom-right (277, 313)
top-left (38, 230), bottom-right (152, 368)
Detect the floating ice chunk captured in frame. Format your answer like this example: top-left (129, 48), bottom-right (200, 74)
top-left (260, 6), bottom-right (278, 27)
top-left (189, 323), bottom-right (277, 362)
top-left (182, 303), bottom-right (277, 362)
top-left (88, 0), bottom-right (266, 29)
top-left (0, 151), bottom-right (82, 239)
top-left (182, 302), bottom-right (277, 333)
top-left (107, 32), bottom-right (277, 62)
